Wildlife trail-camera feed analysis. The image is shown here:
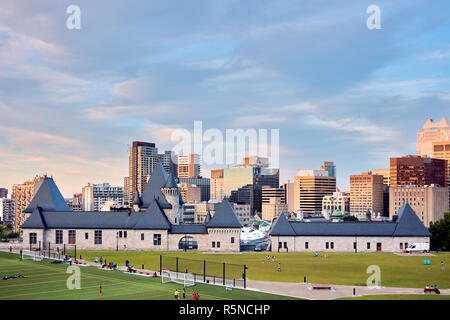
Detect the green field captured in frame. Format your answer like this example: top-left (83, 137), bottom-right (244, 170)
top-left (66, 251), bottom-right (450, 289)
top-left (0, 252), bottom-right (296, 300)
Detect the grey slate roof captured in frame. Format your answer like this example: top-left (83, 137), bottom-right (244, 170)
top-left (170, 224), bottom-right (207, 234)
top-left (163, 172), bottom-right (178, 188)
top-left (132, 191), bottom-right (142, 206)
top-left (140, 161), bottom-right (171, 209)
top-left (206, 200), bottom-right (243, 228)
top-left (134, 200), bottom-right (171, 230)
top-left (24, 177), bottom-right (71, 213)
top-left (269, 202), bottom-right (431, 237)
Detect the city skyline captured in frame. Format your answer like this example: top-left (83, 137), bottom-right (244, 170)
top-left (1, 1), bottom-right (449, 196)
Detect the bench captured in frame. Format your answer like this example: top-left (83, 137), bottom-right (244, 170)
top-left (312, 285), bottom-right (332, 290)
top-left (424, 288), bottom-right (440, 294)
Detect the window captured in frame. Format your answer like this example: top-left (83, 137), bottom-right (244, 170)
top-left (124, 231), bottom-right (127, 238)
top-left (217, 241), bottom-right (221, 248)
top-left (400, 243), bottom-right (403, 249)
top-left (367, 242), bottom-right (371, 250)
top-left (55, 230), bottom-right (63, 244)
top-left (85, 232), bottom-right (89, 240)
top-left (278, 242), bottom-right (282, 249)
top-left (29, 233), bottom-right (37, 244)
top-left (330, 242), bottom-right (334, 249)
top-left (141, 233), bottom-right (144, 241)
top-left (283, 242), bottom-right (287, 249)
top-left (119, 231), bottom-right (122, 238)
top-left (231, 237), bottom-right (235, 244)
top-left (212, 241), bottom-right (216, 248)
top-left (353, 242), bottom-right (357, 249)
top-left (94, 230), bottom-right (102, 245)
top-left (305, 242), bottom-right (309, 249)
top-left (405, 242), bottom-right (408, 249)
top-left (325, 242), bottom-right (329, 249)
top-left (68, 230), bottom-right (76, 245)
top-left (153, 234), bottom-right (161, 246)
top-left (179, 236), bottom-right (198, 250)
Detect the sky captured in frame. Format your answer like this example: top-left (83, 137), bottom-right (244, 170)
top-left (0, 0), bottom-right (449, 197)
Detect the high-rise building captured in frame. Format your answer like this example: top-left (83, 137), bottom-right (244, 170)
top-left (210, 169), bottom-right (224, 203)
top-left (370, 169), bottom-right (391, 186)
top-left (177, 154), bottom-right (200, 178)
top-left (390, 185), bottom-right (449, 227)
top-left (320, 161), bottom-right (336, 178)
top-left (177, 177), bottom-right (210, 201)
top-left (67, 193), bottom-right (83, 211)
top-left (82, 183), bottom-right (124, 211)
top-left (350, 172), bottom-right (384, 218)
top-left (261, 186), bottom-right (288, 221)
top-left (0, 198), bottom-right (14, 224)
top-left (417, 117), bottom-right (450, 157)
top-left (243, 156), bottom-right (269, 168)
top-left (431, 141), bottom-right (450, 210)
top-left (0, 188), bottom-right (8, 198)
top-left (127, 141), bottom-right (158, 204)
top-left (158, 150), bottom-right (177, 177)
top-left (282, 181), bottom-right (295, 213)
top-left (390, 155), bottom-right (447, 188)
top-left (294, 170), bottom-right (336, 215)
top-left (12, 176), bottom-right (45, 232)
top-left (178, 182), bottom-right (202, 203)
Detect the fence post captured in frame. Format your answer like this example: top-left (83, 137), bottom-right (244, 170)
top-left (203, 260), bottom-right (206, 283)
top-left (39, 241), bottom-right (41, 252)
top-left (74, 245), bottom-right (77, 260)
top-left (223, 262), bottom-right (225, 286)
top-left (244, 265), bottom-right (247, 289)
top-left (176, 257), bottom-right (179, 273)
top-left (63, 244), bottom-right (66, 255)
top-left (48, 242), bottom-right (51, 257)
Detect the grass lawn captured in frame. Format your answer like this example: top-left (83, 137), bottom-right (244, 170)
top-left (337, 294), bottom-right (450, 300)
top-left (66, 250), bottom-right (450, 289)
top-left (0, 252), bottom-right (296, 300)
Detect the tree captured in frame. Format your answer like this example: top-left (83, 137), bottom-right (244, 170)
top-left (429, 212), bottom-right (450, 251)
top-left (342, 215), bottom-right (358, 222)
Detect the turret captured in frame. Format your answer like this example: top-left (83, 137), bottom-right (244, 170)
top-left (161, 172), bottom-right (183, 224)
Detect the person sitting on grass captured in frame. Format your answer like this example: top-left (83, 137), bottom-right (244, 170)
top-left (435, 285), bottom-right (440, 294)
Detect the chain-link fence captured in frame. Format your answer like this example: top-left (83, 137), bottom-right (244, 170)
top-left (160, 255), bottom-right (248, 288)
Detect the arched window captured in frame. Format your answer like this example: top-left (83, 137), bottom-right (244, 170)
top-left (178, 236), bottom-right (198, 251)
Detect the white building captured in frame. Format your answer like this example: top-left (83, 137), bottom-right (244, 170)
top-left (82, 183), bottom-right (124, 211)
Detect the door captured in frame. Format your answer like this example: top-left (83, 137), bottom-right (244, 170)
top-left (376, 242), bottom-right (382, 252)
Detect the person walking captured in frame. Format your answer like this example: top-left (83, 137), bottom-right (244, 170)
top-left (441, 261), bottom-right (445, 272)
top-left (95, 256), bottom-right (98, 263)
top-left (174, 289), bottom-right (179, 300)
top-left (183, 287), bottom-right (186, 299)
top-left (277, 263), bottom-right (281, 272)
top-left (99, 284), bottom-right (102, 294)
top-left (100, 256), bottom-right (103, 265)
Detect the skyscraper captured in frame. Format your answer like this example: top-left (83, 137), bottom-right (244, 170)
top-left (0, 188), bottom-right (7, 198)
top-left (82, 183), bottom-right (124, 211)
top-left (210, 169), bottom-right (224, 203)
top-left (350, 172), bottom-right (384, 218)
top-left (177, 154), bottom-right (200, 178)
top-left (158, 150), bottom-right (177, 177)
top-left (431, 141), bottom-right (450, 209)
top-left (417, 117), bottom-right (450, 157)
top-left (320, 161), bottom-right (336, 178)
top-left (12, 176), bottom-right (45, 232)
top-left (127, 141), bottom-right (158, 204)
top-left (294, 170), bottom-right (336, 215)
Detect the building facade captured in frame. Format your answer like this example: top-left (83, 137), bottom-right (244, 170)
top-left (177, 154), bottom-right (200, 178)
top-left (82, 183), bottom-right (124, 212)
top-left (22, 162), bottom-right (243, 253)
top-left (389, 185), bottom-right (449, 227)
top-left (269, 203), bottom-right (430, 253)
top-left (0, 188), bottom-right (8, 198)
top-left (210, 169), bottom-right (225, 203)
top-left (0, 198), bottom-right (14, 224)
top-left (12, 176), bottom-right (45, 232)
top-left (417, 117), bottom-right (450, 157)
top-left (294, 170), bottom-right (336, 215)
top-left (322, 191), bottom-right (350, 216)
top-left (350, 172), bottom-right (384, 218)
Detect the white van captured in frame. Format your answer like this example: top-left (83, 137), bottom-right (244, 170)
top-left (406, 243), bottom-right (430, 253)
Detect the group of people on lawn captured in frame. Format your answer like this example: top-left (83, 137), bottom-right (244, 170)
top-left (95, 256), bottom-right (117, 270)
top-left (174, 288), bottom-right (199, 300)
top-left (266, 255), bottom-right (282, 272)
top-left (425, 284), bottom-right (441, 294)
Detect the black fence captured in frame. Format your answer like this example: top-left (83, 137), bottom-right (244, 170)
top-left (160, 255), bottom-right (248, 288)
top-left (26, 242), bottom-right (79, 260)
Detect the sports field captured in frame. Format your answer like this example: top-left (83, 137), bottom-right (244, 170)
top-left (66, 251), bottom-right (450, 289)
top-left (337, 294), bottom-right (450, 300)
top-left (0, 252), bottom-right (296, 300)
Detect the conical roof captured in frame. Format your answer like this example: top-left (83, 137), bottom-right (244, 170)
top-left (206, 200), bottom-right (243, 228)
top-left (24, 177), bottom-right (71, 213)
top-left (132, 191), bottom-right (142, 206)
top-left (393, 202), bottom-right (431, 237)
top-left (134, 200), bottom-right (172, 230)
top-left (163, 172), bottom-right (178, 188)
top-left (21, 207), bottom-right (47, 229)
top-left (268, 213), bottom-right (296, 236)
top-left (141, 161), bottom-right (171, 208)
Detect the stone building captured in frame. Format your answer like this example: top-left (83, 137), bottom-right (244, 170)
top-left (21, 162), bottom-right (243, 253)
top-left (269, 203), bottom-right (430, 253)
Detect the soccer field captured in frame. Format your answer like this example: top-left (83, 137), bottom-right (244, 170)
top-left (0, 252), bottom-right (296, 300)
top-left (65, 250), bottom-right (450, 289)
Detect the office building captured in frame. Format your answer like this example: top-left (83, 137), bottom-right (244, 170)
top-left (158, 150), bottom-right (177, 177)
top-left (177, 177), bottom-right (210, 202)
top-left (322, 191), bottom-right (350, 217)
top-left (67, 193), bottom-right (83, 211)
top-left (127, 141), bottom-right (159, 204)
top-left (390, 155), bottom-right (447, 188)
top-left (82, 183), bottom-right (124, 211)
top-left (179, 182), bottom-right (202, 203)
top-left (350, 172), bottom-right (384, 218)
top-left (320, 161), bottom-right (336, 178)
top-left (390, 185), bottom-right (449, 227)
top-left (370, 169), bottom-right (391, 186)
top-left (12, 176), bottom-right (46, 232)
top-left (243, 156), bottom-right (269, 168)
top-left (431, 141), bottom-right (450, 210)
top-left (177, 154), bottom-right (200, 178)
top-left (210, 169), bottom-right (224, 203)
top-left (233, 203), bottom-right (251, 225)
top-left (0, 188), bottom-right (8, 198)
top-left (0, 198), bottom-right (14, 224)
top-left (294, 170), bottom-right (336, 215)
top-left (417, 117), bottom-right (450, 157)
top-left (283, 181), bottom-right (295, 213)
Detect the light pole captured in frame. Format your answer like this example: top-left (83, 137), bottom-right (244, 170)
top-left (116, 232), bottom-right (118, 251)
